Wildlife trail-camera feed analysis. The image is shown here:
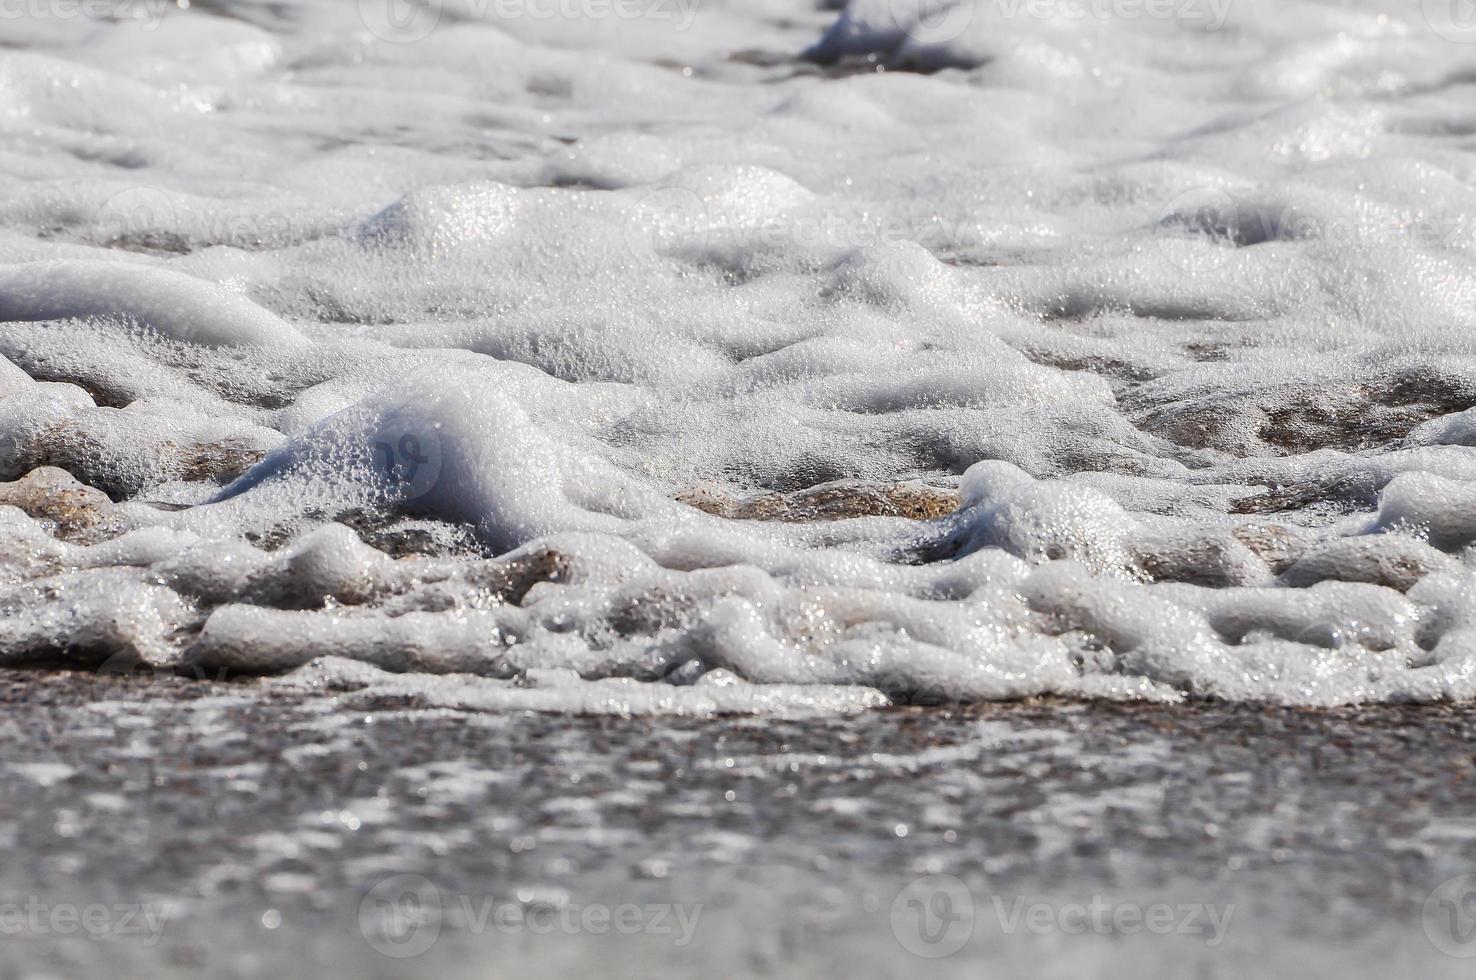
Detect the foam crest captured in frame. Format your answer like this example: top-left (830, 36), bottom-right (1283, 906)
top-left (0, 261), bottom-right (308, 348)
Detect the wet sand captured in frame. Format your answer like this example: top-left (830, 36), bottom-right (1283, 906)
top-left (3, 671), bottom-right (1476, 977)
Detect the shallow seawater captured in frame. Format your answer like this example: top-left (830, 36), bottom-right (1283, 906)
top-left (4, 673), bottom-right (1476, 978)
top-left (6, 1), bottom-right (1476, 714)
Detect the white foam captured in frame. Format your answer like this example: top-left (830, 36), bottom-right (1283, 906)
top-left (0, 261), bottom-right (308, 348)
top-left (269, 656), bottom-right (891, 717)
top-left (2, 0), bottom-right (1476, 709)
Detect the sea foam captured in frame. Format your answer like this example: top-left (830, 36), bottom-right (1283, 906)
top-left (2, 0), bottom-right (1476, 710)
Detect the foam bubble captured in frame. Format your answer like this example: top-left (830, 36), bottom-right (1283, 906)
top-left (3, 0), bottom-right (1476, 710)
